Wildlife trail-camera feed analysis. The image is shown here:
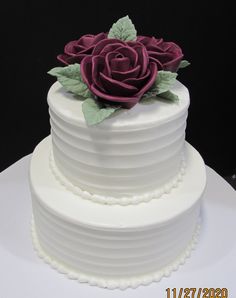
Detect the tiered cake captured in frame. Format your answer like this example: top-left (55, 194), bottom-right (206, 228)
top-left (30, 16), bottom-right (206, 289)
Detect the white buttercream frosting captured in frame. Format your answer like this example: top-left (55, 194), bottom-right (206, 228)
top-left (29, 79), bottom-right (206, 289)
top-left (48, 80), bottom-right (189, 198)
top-left (30, 137), bottom-right (206, 289)
top-left (31, 218), bottom-right (201, 290)
top-left (49, 149), bottom-right (186, 205)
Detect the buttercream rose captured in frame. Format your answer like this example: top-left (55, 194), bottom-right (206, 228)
top-left (80, 39), bottom-right (157, 108)
top-left (57, 33), bottom-right (107, 65)
top-left (137, 36), bottom-right (183, 72)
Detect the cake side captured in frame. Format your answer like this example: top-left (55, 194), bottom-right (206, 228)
top-left (48, 80), bottom-right (189, 198)
top-left (30, 136), bottom-right (206, 289)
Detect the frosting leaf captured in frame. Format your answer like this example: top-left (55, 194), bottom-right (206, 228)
top-left (48, 64), bottom-right (92, 98)
top-left (158, 90), bottom-right (179, 102)
top-left (108, 16), bottom-right (137, 41)
top-left (142, 70), bottom-right (178, 99)
top-left (178, 60), bottom-right (191, 69)
top-left (155, 71), bottom-right (178, 95)
top-left (82, 98), bottom-right (120, 125)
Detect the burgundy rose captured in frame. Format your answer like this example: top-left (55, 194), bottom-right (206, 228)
top-left (137, 36), bottom-right (183, 72)
top-left (80, 39), bottom-right (157, 108)
top-left (57, 33), bottom-right (107, 65)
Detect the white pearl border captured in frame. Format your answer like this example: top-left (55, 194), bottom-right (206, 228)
top-left (31, 218), bottom-right (200, 290)
top-left (49, 150), bottom-right (186, 206)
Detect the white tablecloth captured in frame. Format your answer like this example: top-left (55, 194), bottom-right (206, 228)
top-left (0, 155), bottom-right (236, 298)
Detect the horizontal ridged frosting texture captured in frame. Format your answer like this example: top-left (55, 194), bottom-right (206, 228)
top-left (47, 81), bottom-right (189, 197)
top-left (30, 137), bottom-right (206, 289)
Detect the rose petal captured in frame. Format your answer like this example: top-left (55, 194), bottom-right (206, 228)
top-left (64, 41), bottom-right (94, 57)
top-left (145, 45), bottom-right (165, 52)
top-left (148, 51), bottom-right (174, 63)
top-left (137, 36), bottom-right (163, 47)
top-left (104, 51), bottom-right (131, 76)
top-left (135, 62), bottom-right (157, 97)
top-left (111, 65), bottom-right (141, 81)
top-left (149, 56), bottom-right (163, 70)
top-left (57, 54), bottom-right (70, 65)
top-left (64, 40), bottom-right (80, 55)
top-left (76, 33), bottom-right (107, 48)
top-left (90, 84), bottom-right (140, 108)
top-left (99, 72), bottom-right (138, 96)
top-left (100, 44), bottom-right (126, 57)
top-left (159, 41), bottom-right (182, 52)
top-left (80, 55), bottom-right (93, 85)
top-left (92, 39), bottom-right (126, 55)
top-left (132, 45), bottom-right (149, 76)
top-left (149, 49), bottom-right (183, 71)
top-left (70, 44), bottom-right (86, 53)
top-left (115, 46), bottom-right (138, 67)
top-left (93, 32), bottom-right (108, 44)
top-left (123, 69), bottom-right (151, 88)
top-left (91, 56), bottom-right (106, 92)
top-left (104, 52), bottom-right (118, 77)
top-left (78, 34), bottom-right (96, 47)
top-left (110, 57), bottom-right (130, 72)
top-left (163, 55), bottom-right (183, 72)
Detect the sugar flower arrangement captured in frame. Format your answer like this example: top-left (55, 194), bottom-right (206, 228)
top-left (48, 16), bottom-right (190, 125)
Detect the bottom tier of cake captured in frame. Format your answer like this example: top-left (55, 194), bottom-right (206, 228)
top-left (29, 136), bottom-right (206, 289)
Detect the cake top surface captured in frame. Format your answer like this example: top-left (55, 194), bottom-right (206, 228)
top-left (48, 80), bottom-right (189, 130)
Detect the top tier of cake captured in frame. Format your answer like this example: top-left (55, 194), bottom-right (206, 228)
top-left (48, 81), bottom-right (189, 199)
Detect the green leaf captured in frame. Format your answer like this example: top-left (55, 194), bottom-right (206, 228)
top-left (178, 60), bottom-right (191, 69)
top-left (158, 90), bottom-right (179, 102)
top-left (155, 71), bottom-right (178, 95)
top-left (139, 96), bottom-right (157, 105)
top-left (82, 98), bottom-right (120, 125)
top-left (48, 64), bottom-right (92, 98)
top-left (142, 70), bottom-right (177, 100)
top-left (141, 89), bottom-right (158, 100)
top-left (108, 15), bottom-right (137, 41)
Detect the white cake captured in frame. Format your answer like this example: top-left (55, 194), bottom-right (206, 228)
top-left (48, 80), bottom-right (189, 201)
top-left (30, 80), bottom-right (206, 289)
